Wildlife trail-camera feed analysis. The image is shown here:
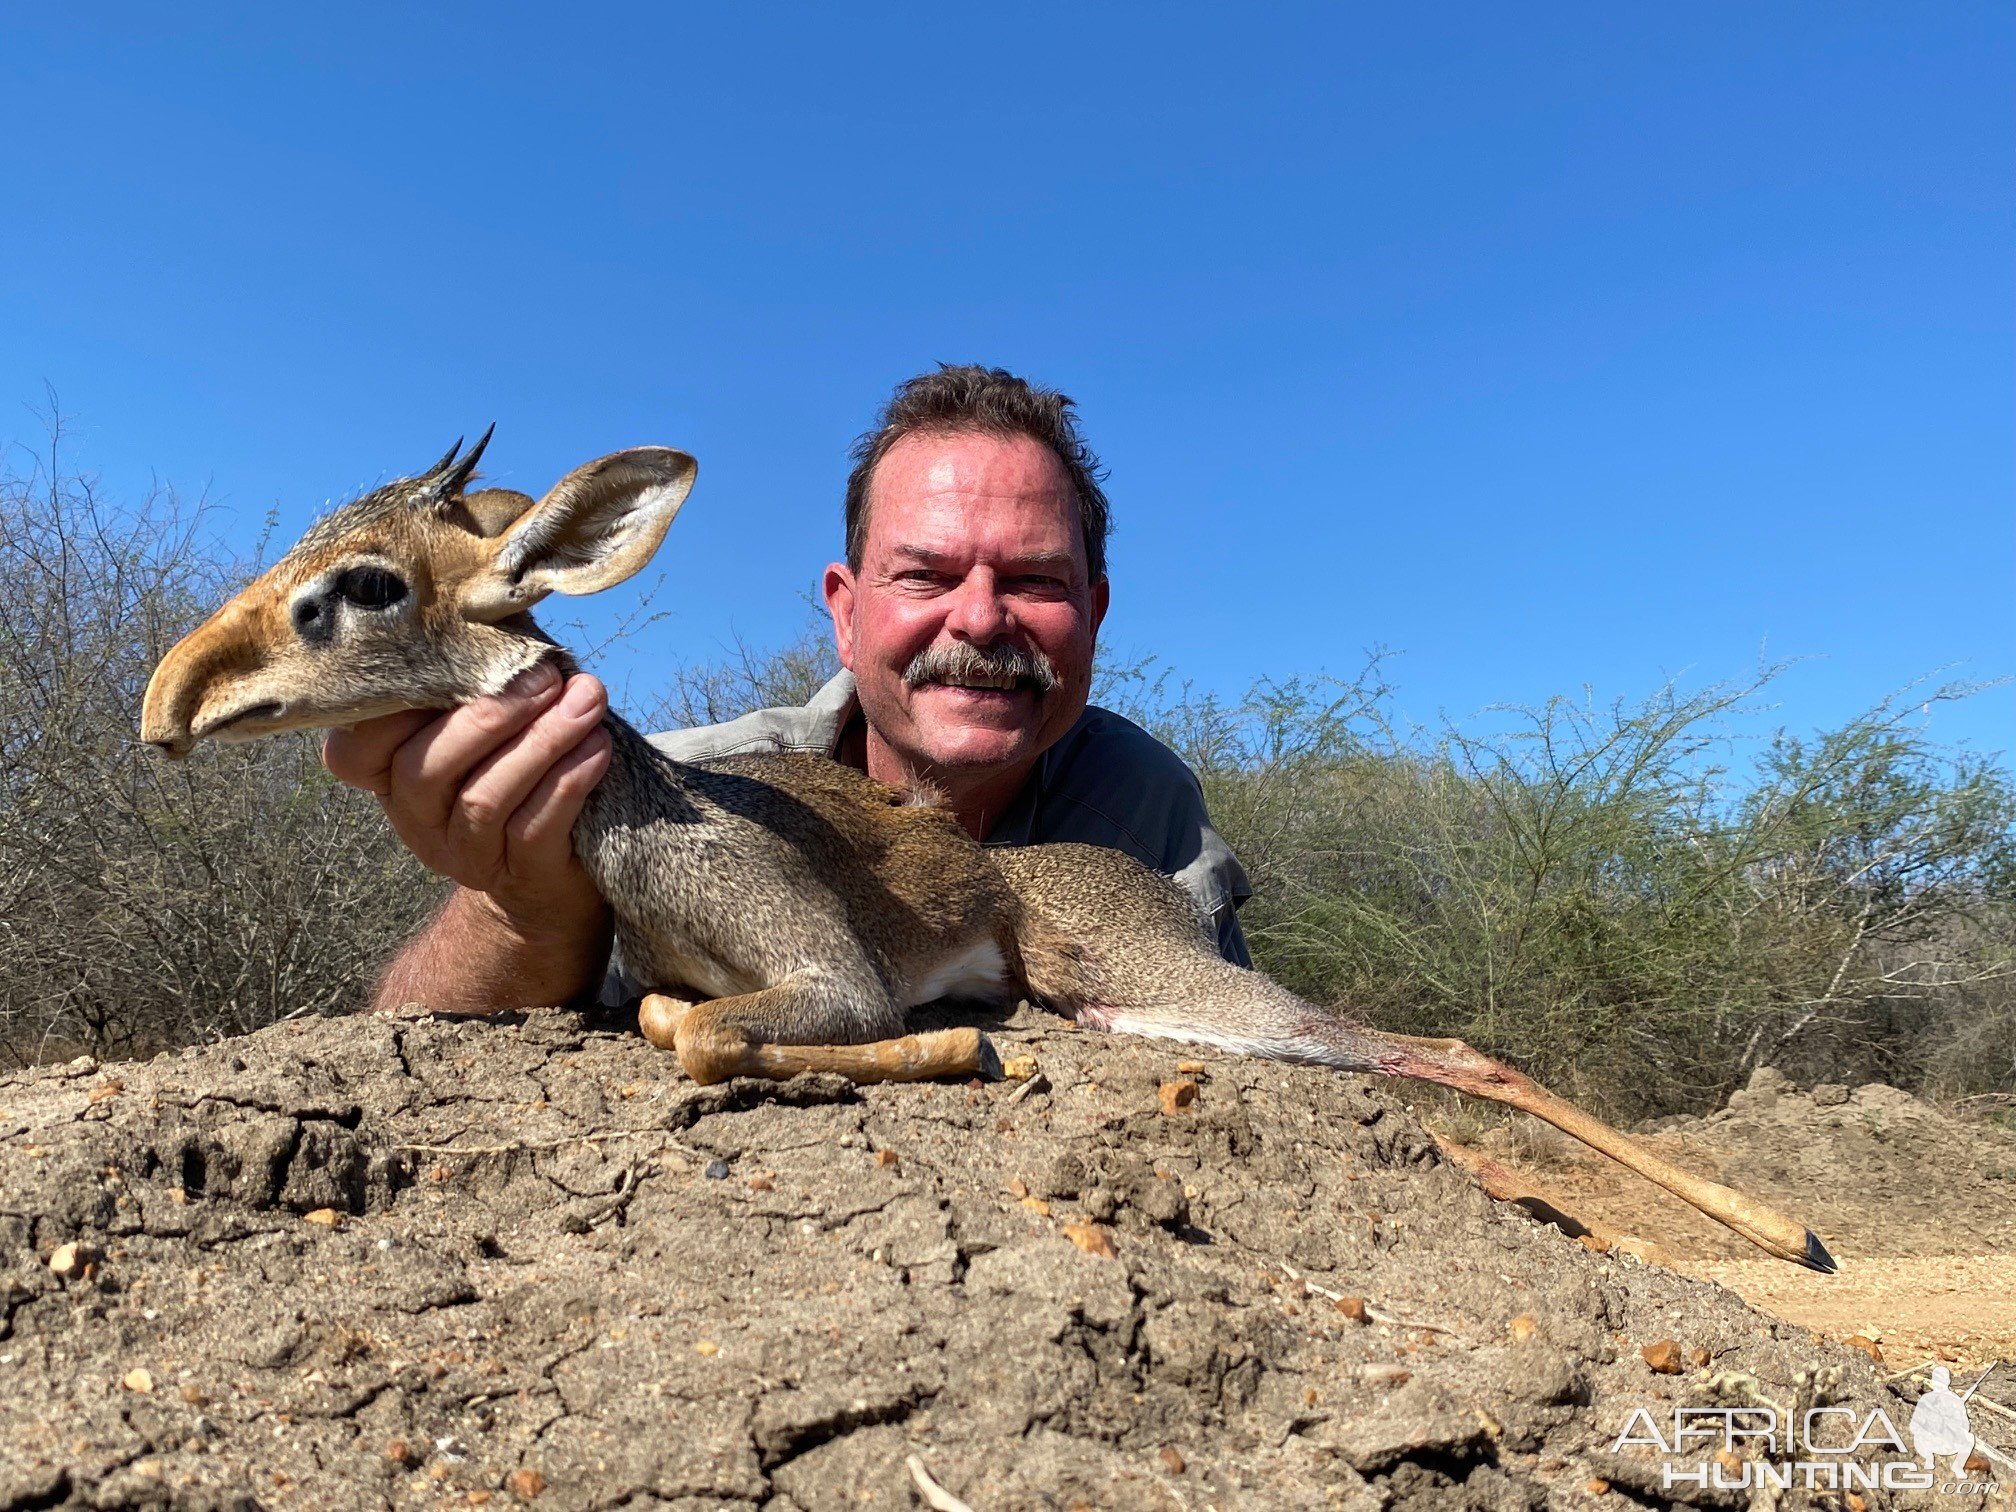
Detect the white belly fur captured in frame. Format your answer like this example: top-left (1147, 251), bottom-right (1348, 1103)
top-left (900, 937), bottom-right (1012, 1009)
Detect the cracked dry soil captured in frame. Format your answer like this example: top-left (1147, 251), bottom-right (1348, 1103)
top-left (0, 1005), bottom-right (2001, 1511)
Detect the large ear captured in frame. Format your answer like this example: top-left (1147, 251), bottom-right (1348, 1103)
top-left (461, 448), bottom-right (697, 620)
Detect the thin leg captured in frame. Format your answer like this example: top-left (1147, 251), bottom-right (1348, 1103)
top-left (1022, 943), bottom-right (1836, 1271)
top-left (1378, 1033), bottom-right (1836, 1273)
top-left (658, 978), bottom-right (986, 1087)
top-left (1431, 1135), bottom-right (1672, 1268)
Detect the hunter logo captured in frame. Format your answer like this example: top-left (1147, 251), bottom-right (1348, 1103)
top-left (1911, 1366), bottom-right (1980, 1476)
top-left (1609, 1363), bottom-right (2007, 1495)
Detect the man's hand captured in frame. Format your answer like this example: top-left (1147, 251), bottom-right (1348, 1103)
top-left (323, 664), bottom-right (616, 1013)
top-left (324, 662), bottom-right (613, 920)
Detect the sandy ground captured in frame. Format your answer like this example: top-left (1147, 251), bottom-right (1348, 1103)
top-left (1457, 1067), bottom-right (2016, 1375)
top-left (6, 1008), bottom-right (2010, 1508)
top-left (1683, 1254), bottom-right (2016, 1374)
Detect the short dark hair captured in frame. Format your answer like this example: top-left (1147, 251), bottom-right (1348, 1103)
top-left (844, 365), bottom-right (1112, 582)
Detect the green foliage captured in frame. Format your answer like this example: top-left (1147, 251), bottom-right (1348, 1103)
top-left (637, 609), bottom-right (840, 733)
top-left (2, 429), bottom-right (2008, 1122)
top-left (0, 432), bottom-right (441, 1063)
top-left (1106, 655), bottom-right (2015, 1118)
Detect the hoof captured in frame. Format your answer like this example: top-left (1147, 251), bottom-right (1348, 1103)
top-left (637, 993), bottom-right (692, 1051)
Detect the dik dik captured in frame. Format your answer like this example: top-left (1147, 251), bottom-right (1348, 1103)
top-left (142, 433), bottom-right (1836, 1273)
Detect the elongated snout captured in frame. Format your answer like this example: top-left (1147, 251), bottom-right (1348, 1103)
top-left (140, 598), bottom-right (277, 756)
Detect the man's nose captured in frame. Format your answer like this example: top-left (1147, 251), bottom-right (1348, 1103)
top-left (944, 572), bottom-right (1011, 642)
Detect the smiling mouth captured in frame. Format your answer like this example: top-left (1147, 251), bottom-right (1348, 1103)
top-left (925, 678), bottom-right (1036, 694)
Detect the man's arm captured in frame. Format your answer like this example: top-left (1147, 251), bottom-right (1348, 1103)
top-left (372, 884), bottom-right (614, 1016)
top-left (323, 663), bottom-right (615, 1015)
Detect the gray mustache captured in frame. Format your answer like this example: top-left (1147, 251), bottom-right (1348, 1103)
top-left (903, 641), bottom-right (1059, 694)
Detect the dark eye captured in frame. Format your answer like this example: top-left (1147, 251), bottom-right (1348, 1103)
top-left (335, 567), bottom-right (407, 609)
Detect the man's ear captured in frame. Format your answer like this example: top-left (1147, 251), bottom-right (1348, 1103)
top-left (463, 448), bottom-right (697, 620)
top-left (822, 561), bottom-right (858, 671)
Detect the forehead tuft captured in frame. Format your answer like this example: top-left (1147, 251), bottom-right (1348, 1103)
top-left (284, 480), bottom-right (423, 565)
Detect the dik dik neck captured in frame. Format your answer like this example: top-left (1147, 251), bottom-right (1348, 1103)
top-left (575, 708), bottom-right (710, 851)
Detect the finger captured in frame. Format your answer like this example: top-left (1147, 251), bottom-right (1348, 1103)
top-left (389, 663), bottom-right (565, 828)
top-left (324, 710), bottom-right (435, 795)
top-left (449, 675), bottom-right (609, 850)
top-left (505, 723), bottom-right (613, 868)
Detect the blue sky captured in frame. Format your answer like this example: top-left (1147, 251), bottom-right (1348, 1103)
top-left (5, 4), bottom-right (2011, 759)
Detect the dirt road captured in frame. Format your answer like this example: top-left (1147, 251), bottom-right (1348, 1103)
top-left (1464, 1067), bottom-right (2016, 1373)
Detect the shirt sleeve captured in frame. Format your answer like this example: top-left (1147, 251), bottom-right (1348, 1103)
top-left (1169, 817), bottom-right (1254, 968)
top-left (1214, 896), bottom-right (1254, 969)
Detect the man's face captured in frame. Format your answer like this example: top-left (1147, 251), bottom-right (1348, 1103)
top-left (824, 429), bottom-right (1109, 784)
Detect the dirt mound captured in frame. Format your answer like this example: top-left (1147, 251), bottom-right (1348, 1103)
top-left (1479, 1066), bottom-right (2016, 1374)
top-left (0, 1011), bottom-right (2005, 1510)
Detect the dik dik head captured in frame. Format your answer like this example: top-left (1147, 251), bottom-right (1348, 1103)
top-left (140, 431), bottom-right (697, 755)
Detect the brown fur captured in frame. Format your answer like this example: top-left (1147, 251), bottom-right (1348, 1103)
top-left (138, 436), bottom-right (1837, 1273)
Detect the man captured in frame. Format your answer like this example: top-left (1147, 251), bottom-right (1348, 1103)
top-left (326, 366), bottom-right (1252, 1017)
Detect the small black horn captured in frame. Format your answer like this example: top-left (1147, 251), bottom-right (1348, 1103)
top-left (436, 423), bottom-right (495, 498)
top-left (418, 436), bottom-right (465, 482)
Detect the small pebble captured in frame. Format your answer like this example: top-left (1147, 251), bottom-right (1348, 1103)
top-left (48, 1242), bottom-right (96, 1278)
top-left (1641, 1339), bottom-right (1682, 1374)
top-left (703, 1159), bottom-right (730, 1180)
top-left (506, 1467), bottom-right (547, 1499)
top-left (1157, 1080), bottom-right (1199, 1115)
top-left (1062, 1222), bottom-right (1117, 1259)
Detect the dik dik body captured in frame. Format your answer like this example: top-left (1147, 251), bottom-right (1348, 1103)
top-left (140, 433), bottom-right (1836, 1273)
